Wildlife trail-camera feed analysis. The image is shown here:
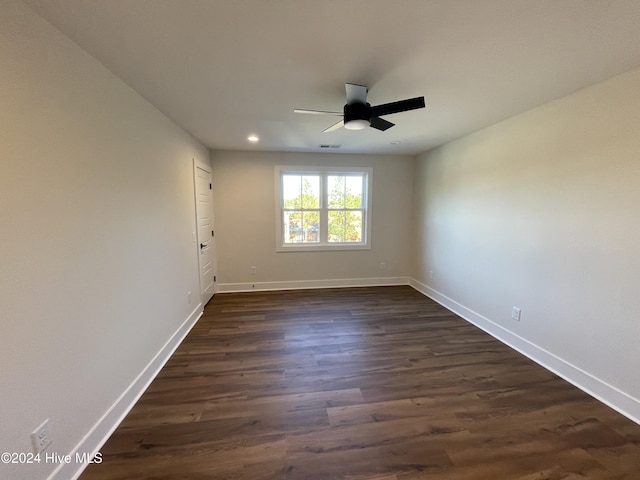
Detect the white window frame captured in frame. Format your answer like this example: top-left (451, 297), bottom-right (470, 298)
top-left (275, 165), bottom-right (372, 252)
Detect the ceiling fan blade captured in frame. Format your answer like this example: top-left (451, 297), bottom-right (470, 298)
top-left (294, 109), bottom-right (342, 115)
top-left (369, 117), bottom-right (394, 131)
top-left (345, 83), bottom-right (368, 105)
top-left (370, 96), bottom-right (425, 117)
top-left (322, 120), bottom-right (344, 133)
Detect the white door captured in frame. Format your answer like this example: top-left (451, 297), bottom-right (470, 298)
top-left (194, 160), bottom-right (216, 303)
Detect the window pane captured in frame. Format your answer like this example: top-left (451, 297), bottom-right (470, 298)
top-left (282, 175), bottom-right (302, 209)
top-left (284, 210), bottom-right (319, 244)
top-left (345, 175), bottom-right (363, 208)
top-left (346, 211), bottom-right (363, 242)
top-left (284, 210), bottom-right (302, 243)
top-left (302, 210), bottom-right (320, 242)
top-left (301, 175), bottom-right (320, 209)
top-left (328, 210), bottom-right (363, 243)
top-left (328, 175), bottom-right (345, 208)
top-left (328, 211), bottom-right (345, 242)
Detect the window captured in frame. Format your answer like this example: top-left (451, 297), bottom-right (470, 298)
top-left (275, 166), bottom-right (372, 251)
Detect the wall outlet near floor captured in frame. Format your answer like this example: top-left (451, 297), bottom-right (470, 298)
top-left (250, 266), bottom-right (257, 275)
top-left (187, 291), bottom-right (192, 304)
top-left (31, 419), bottom-right (52, 454)
top-left (379, 262), bottom-right (386, 270)
top-left (429, 270), bottom-right (434, 280)
top-left (511, 306), bottom-right (522, 322)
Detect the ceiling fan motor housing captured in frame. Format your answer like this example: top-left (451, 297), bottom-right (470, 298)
top-left (344, 102), bottom-right (371, 129)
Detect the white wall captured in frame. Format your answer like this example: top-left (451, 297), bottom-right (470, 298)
top-left (412, 66), bottom-right (640, 421)
top-left (211, 150), bottom-right (414, 290)
top-left (0, 2), bottom-right (209, 479)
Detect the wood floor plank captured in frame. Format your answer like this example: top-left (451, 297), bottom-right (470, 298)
top-left (80, 286), bottom-right (640, 479)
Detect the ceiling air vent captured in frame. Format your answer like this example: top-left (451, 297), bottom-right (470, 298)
top-left (319, 144), bottom-right (341, 149)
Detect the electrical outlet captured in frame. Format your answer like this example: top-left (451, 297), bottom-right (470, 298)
top-left (511, 306), bottom-right (521, 322)
top-left (429, 270), bottom-right (434, 280)
top-left (379, 262), bottom-right (386, 270)
top-left (250, 266), bottom-right (257, 275)
top-left (187, 291), bottom-right (192, 304)
top-left (31, 419), bottom-right (52, 454)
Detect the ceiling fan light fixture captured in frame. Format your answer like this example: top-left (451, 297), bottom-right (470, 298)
top-left (344, 119), bottom-right (370, 130)
top-left (294, 83), bottom-right (425, 133)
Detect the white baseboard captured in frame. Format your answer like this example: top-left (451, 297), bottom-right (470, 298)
top-left (409, 278), bottom-right (640, 425)
top-left (217, 276), bottom-right (410, 293)
top-left (50, 304), bottom-right (204, 480)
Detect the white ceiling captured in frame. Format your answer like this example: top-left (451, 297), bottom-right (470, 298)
top-left (25, 0), bottom-right (640, 155)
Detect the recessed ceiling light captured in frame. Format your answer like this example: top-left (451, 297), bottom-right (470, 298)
top-left (247, 134), bottom-right (259, 143)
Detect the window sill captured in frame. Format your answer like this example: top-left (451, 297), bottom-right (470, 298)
top-left (276, 243), bottom-right (370, 253)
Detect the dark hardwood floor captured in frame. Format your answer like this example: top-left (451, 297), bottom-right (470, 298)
top-left (81, 286), bottom-right (640, 479)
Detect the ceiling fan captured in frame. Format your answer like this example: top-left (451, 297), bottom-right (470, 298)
top-left (294, 83), bottom-right (425, 133)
